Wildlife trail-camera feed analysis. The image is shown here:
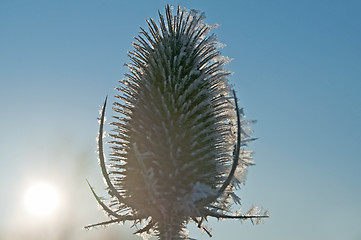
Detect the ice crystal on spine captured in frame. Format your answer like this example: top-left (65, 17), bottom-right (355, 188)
top-left (86, 5), bottom-right (268, 240)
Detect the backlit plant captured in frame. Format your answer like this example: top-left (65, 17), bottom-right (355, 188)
top-left (86, 5), bottom-right (268, 239)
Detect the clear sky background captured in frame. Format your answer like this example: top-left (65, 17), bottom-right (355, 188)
top-left (1, 0), bottom-right (360, 239)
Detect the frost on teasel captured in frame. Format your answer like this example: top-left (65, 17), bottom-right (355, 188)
top-left (85, 5), bottom-right (268, 240)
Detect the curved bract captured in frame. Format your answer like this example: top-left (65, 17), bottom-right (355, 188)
top-left (86, 5), bottom-right (268, 240)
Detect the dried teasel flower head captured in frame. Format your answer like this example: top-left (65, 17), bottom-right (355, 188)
top-left (86, 5), bottom-right (268, 240)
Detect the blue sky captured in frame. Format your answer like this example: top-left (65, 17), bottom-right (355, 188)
top-left (1, 0), bottom-right (360, 239)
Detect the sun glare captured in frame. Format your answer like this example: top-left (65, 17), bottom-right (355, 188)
top-left (23, 183), bottom-right (60, 216)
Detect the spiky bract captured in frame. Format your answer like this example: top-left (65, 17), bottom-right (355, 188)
top-left (86, 5), bottom-right (268, 240)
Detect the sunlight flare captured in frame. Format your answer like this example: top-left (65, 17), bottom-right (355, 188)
top-left (23, 183), bottom-right (60, 216)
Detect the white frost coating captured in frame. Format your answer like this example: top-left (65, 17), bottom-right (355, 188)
top-left (213, 55), bottom-right (233, 65)
top-left (186, 181), bottom-right (216, 207)
top-left (139, 231), bottom-right (152, 240)
top-left (100, 5), bottom-right (267, 239)
top-left (214, 41), bottom-right (227, 49)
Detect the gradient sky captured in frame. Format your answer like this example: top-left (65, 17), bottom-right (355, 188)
top-left (1, 0), bottom-right (361, 239)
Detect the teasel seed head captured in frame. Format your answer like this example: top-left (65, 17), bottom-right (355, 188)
top-left (86, 5), bottom-right (268, 240)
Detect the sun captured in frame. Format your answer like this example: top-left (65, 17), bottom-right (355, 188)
top-left (23, 183), bottom-right (60, 216)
